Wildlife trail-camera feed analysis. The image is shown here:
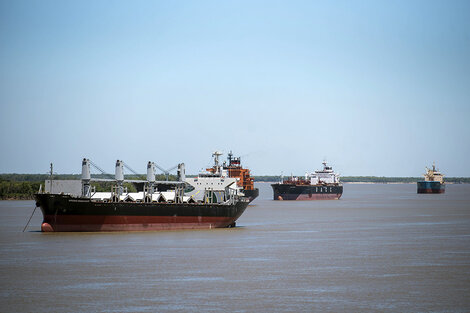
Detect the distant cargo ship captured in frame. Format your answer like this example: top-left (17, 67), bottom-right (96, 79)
top-left (272, 161), bottom-right (343, 200)
top-left (417, 163), bottom-right (445, 194)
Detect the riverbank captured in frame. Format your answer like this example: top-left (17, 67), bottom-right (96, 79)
top-left (254, 176), bottom-right (470, 184)
top-left (2, 175), bottom-right (469, 200)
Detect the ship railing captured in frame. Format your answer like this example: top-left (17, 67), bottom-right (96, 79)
top-left (89, 186), bottom-right (97, 198)
top-left (111, 185), bottom-right (128, 202)
top-left (225, 187), bottom-right (245, 205)
top-left (203, 188), bottom-right (216, 204)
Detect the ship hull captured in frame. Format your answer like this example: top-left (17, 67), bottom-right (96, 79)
top-left (417, 181), bottom-right (445, 194)
top-left (243, 188), bottom-right (259, 203)
top-left (34, 194), bottom-right (249, 232)
top-left (271, 184), bottom-right (343, 200)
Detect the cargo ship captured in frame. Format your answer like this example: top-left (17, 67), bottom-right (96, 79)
top-left (417, 163), bottom-right (445, 194)
top-left (204, 151), bottom-right (259, 203)
top-left (34, 159), bottom-right (249, 232)
top-left (271, 161), bottom-right (343, 200)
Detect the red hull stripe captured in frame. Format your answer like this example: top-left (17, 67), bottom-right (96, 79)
top-left (417, 189), bottom-right (445, 194)
top-left (42, 215), bottom-right (236, 232)
top-left (295, 194), bottom-right (342, 200)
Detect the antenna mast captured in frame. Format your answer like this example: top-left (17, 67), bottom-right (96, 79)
top-left (49, 163), bottom-right (53, 193)
top-left (212, 151), bottom-right (223, 174)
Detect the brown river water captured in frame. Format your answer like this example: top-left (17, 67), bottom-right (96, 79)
top-left (1, 183), bottom-right (469, 312)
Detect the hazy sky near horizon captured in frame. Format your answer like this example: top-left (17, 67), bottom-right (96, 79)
top-left (1, 0), bottom-right (469, 176)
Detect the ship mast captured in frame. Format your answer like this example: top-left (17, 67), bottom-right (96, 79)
top-left (81, 158), bottom-right (91, 197)
top-left (146, 161), bottom-right (156, 199)
top-left (228, 151), bottom-right (233, 166)
top-left (212, 151), bottom-right (223, 174)
top-left (49, 163), bottom-right (53, 193)
top-left (115, 160), bottom-right (124, 197)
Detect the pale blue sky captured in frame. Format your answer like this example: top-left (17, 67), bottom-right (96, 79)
top-left (1, 0), bottom-right (469, 176)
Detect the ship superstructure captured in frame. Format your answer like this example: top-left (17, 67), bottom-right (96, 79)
top-left (305, 161), bottom-right (341, 185)
top-left (184, 151), bottom-right (242, 202)
top-left (34, 158), bottom-right (249, 232)
top-left (202, 151), bottom-right (259, 203)
top-left (272, 161), bottom-right (343, 200)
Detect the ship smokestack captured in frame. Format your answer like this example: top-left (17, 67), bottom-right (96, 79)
top-left (177, 163), bottom-right (185, 182)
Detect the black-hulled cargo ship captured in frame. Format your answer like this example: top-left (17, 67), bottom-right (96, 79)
top-left (35, 193), bottom-right (248, 232)
top-left (272, 161), bottom-right (343, 200)
top-left (417, 163), bottom-right (445, 194)
top-left (34, 158), bottom-right (249, 232)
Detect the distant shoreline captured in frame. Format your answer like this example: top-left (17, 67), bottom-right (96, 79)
top-left (253, 176), bottom-right (470, 184)
top-left (2, 173), bottom-right (470, 183)
top-left (256, 181), bottom-right (467, 185)
top-left (1, 174), bottom-right (469, 200)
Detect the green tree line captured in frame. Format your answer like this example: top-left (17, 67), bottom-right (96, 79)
top-left (0, 181), bottom-right (42, 200)
top-left (0, 173), bottom-right (177, 182)
top-left (1, 174), bottom-right (469, 200)
top-left (0, 174), bottom-right (178, 199)
top-left (253, 176), bottom-right (470, 183)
